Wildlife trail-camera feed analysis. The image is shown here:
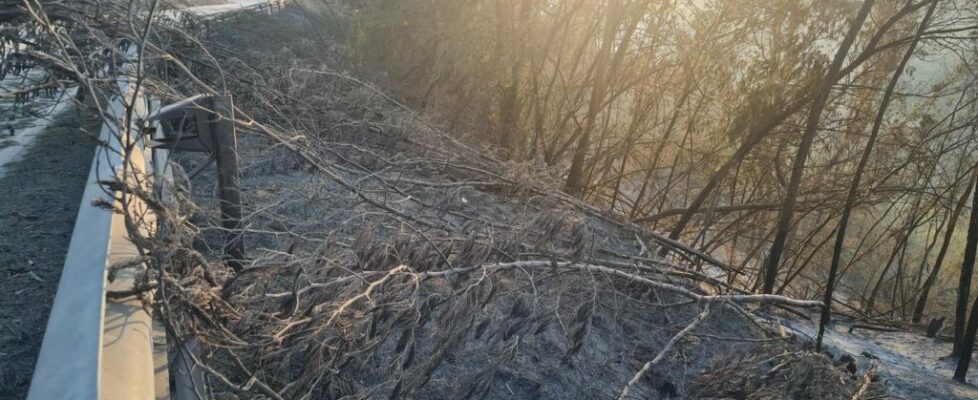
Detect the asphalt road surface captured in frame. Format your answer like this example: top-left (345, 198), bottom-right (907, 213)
top-left (0, 106), bottom-right (98, 399)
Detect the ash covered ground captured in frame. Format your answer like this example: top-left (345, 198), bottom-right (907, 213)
top-left (148, 8), bottom-right (887, 399)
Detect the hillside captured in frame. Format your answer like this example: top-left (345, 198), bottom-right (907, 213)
top-left (3, 0), bottom-right (978, 399)
top-left (158, 8), bottom-right (869, 399)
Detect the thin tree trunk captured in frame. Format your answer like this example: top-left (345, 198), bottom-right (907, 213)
top-left (954, 175), bottom-right (978, 357)
top-left (760, 0), bottom-right (875, 294)
top-left (914, 169), bottom-right (976, 323)
top-left (817, 0), bottom-right (939, 348)
top-left (867, 198), bottom-right (924, 312)
top-left (630, 85), bottom-right (692, 219)
top-left (565, 0), bottom-right (639, 195)
top-left (779, 216), bottom-right (838, 294)
top-left (498, 75), bottom-right (520, 156)
top-left (907, 211), bottom-right (947, 317)
top-left (663, 0), bottom-right (928, 249)
top-left (663, 99), bottom-right (807, 246)
top-left (955, 283), bottom-right (978, 380)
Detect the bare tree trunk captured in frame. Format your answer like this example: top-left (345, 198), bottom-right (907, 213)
top-left (955, 278), bottom-right (978, 380)
top-left (564, 0), bottom-right (623, 195)
top-left (566, 0), bottom-right (652, 196)
top-left (779, 215), bottom-right (838, 294)
top-left (663, 101), bottom-right (806, 247)
top-left (867, 197), bottom-right (926, 313)
top-left (760, 0), bottom-right (875, 294)
top-left (954, 175), bottom-right (978, 357)
top-left (498, 67), bottom-right (520, 157)
top-left (907, 211), bottom-right (946, 316)
top-left (630, 85), bottom-right (692, 219)
top-left (663, 0), bottom-right (930, 250)
top-left (914, 172), bottom-right (976, 322)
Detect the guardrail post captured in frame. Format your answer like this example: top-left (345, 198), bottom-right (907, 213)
top-left (211, 95), bottom-right (245, 272)
top-left (173, 338), bottom-right (205, 400)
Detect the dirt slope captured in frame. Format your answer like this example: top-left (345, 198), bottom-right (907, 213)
top-left (142, 8), bottom-right (885, 399)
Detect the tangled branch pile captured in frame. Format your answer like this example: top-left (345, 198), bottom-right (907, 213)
top-left (691, 344), bottom-right (884, 400)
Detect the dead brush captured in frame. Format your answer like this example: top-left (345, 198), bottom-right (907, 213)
top-left (118, 173), bottom-right (835, 399)
top-left (689, 344), bottom-right (882, 400)
top-left (13, 5), bottom-right (871, 400)
top-left (133, 53), bottom-right (835, 400)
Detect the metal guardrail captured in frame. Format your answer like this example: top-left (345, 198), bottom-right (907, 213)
top-left (195, 0), bottom-right (290, 38)
top-left (27, 4), bottom-right (288, 398)
top-left (160, 0), bottom-right (289, 27)
top-left (28, 70), bottom-right (170, 400)
top-left (202, 0), bottom-right (288, 21)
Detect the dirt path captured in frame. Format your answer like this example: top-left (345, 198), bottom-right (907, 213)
top-left (0, 106), bottom-right (98, 399)
top-left (779, 319), bottom-right (978, 399)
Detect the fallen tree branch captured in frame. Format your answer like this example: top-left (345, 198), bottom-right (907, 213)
top-left (851, 365), bottom-right (876, 400)
top-left (618, 300), bottom-right (717, 399)
top-left (847, 323), bottom-right (903, 334)
top-left (421, 260), bottom-right (823, 308)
